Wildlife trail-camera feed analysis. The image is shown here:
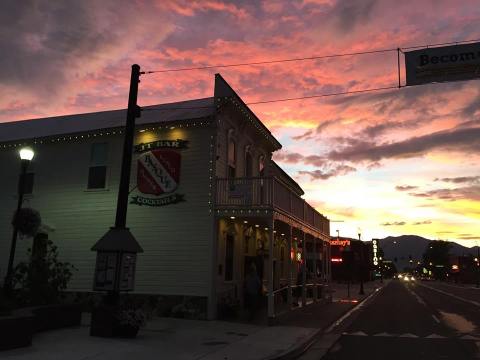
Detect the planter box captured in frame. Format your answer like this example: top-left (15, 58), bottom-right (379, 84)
top-left (31, 304), bottom-right (82, 332)
top-left (0, 310), bottom-right (34, 351)
top-left (90, 306), bottom-right (139, 338)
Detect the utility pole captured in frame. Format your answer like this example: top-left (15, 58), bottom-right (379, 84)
top-left (115, 64), bottom-right (141, 228)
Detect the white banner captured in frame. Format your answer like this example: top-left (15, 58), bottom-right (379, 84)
top-left (405, 42), bottom-right (480, 86)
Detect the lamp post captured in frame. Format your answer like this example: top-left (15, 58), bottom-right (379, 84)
top-left (358, 232), bottom-right (365, 295)
top-left (3, 147), bottom-right (35, 294)
top-left (476, 240), bottom-right (479, 289)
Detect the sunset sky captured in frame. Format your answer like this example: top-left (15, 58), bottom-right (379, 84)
top-left (1, 0), bottom-right (479, 246)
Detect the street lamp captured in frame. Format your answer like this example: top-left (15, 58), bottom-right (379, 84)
top-left (358, 231), bottom-right (365, 295)
top-left (3, 147), bottom-right (35, 294)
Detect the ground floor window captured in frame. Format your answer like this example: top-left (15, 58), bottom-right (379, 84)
top-left (225, 234), bottom-right (234, 281)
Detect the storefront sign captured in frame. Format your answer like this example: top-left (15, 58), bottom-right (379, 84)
top-left (405, 42), bottom-right (480, 86)
top-left (131, 193), bottom-right (185, 207)
top-left (372, 239), bottom-right (379, 266)
top-left (131, 139), bottom-right (186, 207)
top-left (135, 139), bottom-right (188, 153)
top-left (331, 239), bottom-right (350, 247)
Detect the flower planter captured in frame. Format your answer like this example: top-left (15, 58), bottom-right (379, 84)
top-left (0, 310), bottom-right (34, 351)
top-left (90, 305), bottom-right (144, 338)
top-left (113, 324), bottom-right (139, 338)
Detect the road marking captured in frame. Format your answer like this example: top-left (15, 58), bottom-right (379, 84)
top-left (461, 335), bottom-right (480, 340)
top-left (349, 331), bottom-right (368, 336)
top-left (399, 333), bottom-right (418, 338)
top-left (373, 332), bottom-right (395, 337)
top-left (438, 283), bottom-right (480, 291)
top-left (404, 284), bottom-right (427, 307)
top-left (425, 334), bottom-right (446, 339)
top-left (417, 283), bottom-right (480, 307)
top-left (432, 315), bottom-right (440, 323)
top-left (325, 285), bottom-right (384, 333)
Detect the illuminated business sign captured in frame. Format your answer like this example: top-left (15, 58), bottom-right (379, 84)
top-left (372, 239), bottom-right (379, 266)
top-left (331, 258), bottom-right (343, 263)
top-left (405, 42), bottom-right (480, 86)
top-left (331, 239), bottom-right (351, 247)
top-left (131, 139), bottom-right (187, 207)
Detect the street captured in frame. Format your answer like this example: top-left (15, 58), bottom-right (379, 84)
top-left (317, 280), bottom-right (480, 359)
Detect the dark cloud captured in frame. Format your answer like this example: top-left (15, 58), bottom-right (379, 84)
top-left (412, 220), bottom-right (432, 225)
top-left (0, 1), bottom-right (170, 96)
top-left (274, 151), bottom-right (309, 164)
top-left (458, 235), bottom-right (480, 240)
top-left (327, 126), bottom-right (480, 163)
top-left (273, 151), bottom-right (326, 167)
top-left (331, 0), bottom-right (377, 33)
top-left (361, 119), bottom-right (420, 138)
top-left (381, 221), bottom-right (406, 226)
top-left (434, 176), bottom-right (480, 184)
top-left (395, 185), bottom-right (418, 191)
top-left (409, 185), bottom-right (480, 202)
top-left (292, 118), bottom-right (338, 140)
top-left (298, 165), bottom-right (356, 180)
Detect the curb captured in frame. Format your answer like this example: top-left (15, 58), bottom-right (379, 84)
top-left (266, 283), bottom-right (387, 360)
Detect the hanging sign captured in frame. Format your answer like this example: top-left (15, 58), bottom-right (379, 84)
top-left (405, 42), bottom-right (480, 86)
top-left (372, 239), bottom-right (379, 266)
top-left (131, 139), bottom-right (186, 207)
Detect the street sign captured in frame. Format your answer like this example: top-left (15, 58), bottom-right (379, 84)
top-left (405, 42), bottom-right (480, 86)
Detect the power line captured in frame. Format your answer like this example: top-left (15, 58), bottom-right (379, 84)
top-left (245, 85), bottom-right (400, 105)
top-left (400, 37), bottom-right (480, 51)
top-left (142, 48), bottom-right (397, 74)
top-left (142, 37), bottom-right (480, 74)
top-left (143, 84), bottom-right (401, 111)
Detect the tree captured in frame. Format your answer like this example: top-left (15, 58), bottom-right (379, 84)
top-left (422, 241), bottom-right (452, 280)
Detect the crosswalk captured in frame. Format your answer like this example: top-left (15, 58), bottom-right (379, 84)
top-left (342, 331), bottom-right (480, 340)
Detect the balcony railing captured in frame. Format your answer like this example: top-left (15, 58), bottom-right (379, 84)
top-left (216, 177), bottom-right (329, 232)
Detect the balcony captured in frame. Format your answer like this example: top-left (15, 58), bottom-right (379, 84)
top-left (216, 177), bottom-right (329, 233)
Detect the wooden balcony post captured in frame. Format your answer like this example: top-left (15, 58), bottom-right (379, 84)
top-left (301, 231), bottom-right (307, 307)
top-left (267, 218), bottom-right (275, 321)
top-left (287, 225), bottom-right (293, 306)
top-left (313, 236), bottom-right (318, 301)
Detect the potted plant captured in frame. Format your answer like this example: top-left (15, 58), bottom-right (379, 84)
top-left (114, 307), bottom-right (146, 338)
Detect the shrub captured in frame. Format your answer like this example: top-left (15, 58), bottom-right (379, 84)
top-left (13, 239), bottom-right (77, 306)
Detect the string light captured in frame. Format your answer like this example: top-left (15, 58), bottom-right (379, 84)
top-left (0, 119), bottom-right (212, 148)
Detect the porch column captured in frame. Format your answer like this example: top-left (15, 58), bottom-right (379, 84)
top-left (327, 240), bottom-right (331, 281)
top-left (287, 225), bottom-right (293, 306)
top-left (313, 236), bottom-right (318, 301)
top-left (267, 218), bottom-right (275, 320)
top-left (301, 231), bottom-right (307, 307)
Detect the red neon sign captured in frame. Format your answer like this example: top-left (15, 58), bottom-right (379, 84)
top-left (331, 258), bottom-right (343, 262)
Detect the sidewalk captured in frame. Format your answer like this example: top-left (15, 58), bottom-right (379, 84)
top-left (2, 281), bottom-right (385, 360)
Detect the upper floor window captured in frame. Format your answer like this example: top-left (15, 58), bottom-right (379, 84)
top-left (227, 136), bottom-right (236, 178)
top-left (87, 143), bottom-right (108, 189)
top-left (258, 155), bottom-right (265, 177)
top-left (245, 146), bottom-right (253, 177)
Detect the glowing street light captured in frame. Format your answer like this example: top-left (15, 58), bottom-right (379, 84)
top-left (3, 147), bottom-right (35, 294)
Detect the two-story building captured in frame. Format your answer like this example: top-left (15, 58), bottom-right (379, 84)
top-left (0, 74), bottom-right (330, 320)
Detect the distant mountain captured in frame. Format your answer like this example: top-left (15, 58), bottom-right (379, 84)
top-left (378, 235), bottom-right (479, 272)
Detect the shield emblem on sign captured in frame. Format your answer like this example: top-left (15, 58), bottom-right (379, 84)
top-left (137, 150), bottom-right (181, 195)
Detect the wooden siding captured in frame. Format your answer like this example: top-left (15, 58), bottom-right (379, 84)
top-left (0, 125), bottom-right (215, 297)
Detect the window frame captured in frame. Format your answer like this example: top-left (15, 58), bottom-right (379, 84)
top-left (86, 142), bottom-right (109, 191)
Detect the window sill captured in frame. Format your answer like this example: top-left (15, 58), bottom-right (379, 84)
top-left (84, 188), bottom-right (110, 193)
